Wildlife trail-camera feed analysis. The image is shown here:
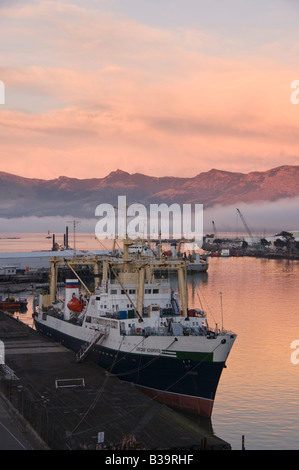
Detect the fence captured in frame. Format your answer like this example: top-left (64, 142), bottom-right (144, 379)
top-left (0, 376), bottom-right (97, 450)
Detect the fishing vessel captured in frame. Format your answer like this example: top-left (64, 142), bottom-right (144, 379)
top-left (33, 237), bottom-right (236, 417)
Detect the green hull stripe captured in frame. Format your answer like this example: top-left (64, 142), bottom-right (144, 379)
top-left (162, 350), bottom-right (213, 362)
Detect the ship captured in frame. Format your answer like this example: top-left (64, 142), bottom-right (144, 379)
top-left (162, 241), bottom-right (209, 273)
top-left (128, 239), bottom-right (209, 273)
top-left (33, 237), bottom-right (236, 417)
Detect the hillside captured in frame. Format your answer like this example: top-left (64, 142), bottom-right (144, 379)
top-left (0, 165), bottom-right (298, 218)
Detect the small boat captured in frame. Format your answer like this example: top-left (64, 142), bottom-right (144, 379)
top-left (187, 253), bottom-right (209, 273)
top-left (0, 296), bottom-right (28, 311)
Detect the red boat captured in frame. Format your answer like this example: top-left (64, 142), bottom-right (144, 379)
top-left (67, 296), bottom-right (85, 313)
top-left (0, 296), bottom-right (28, 311)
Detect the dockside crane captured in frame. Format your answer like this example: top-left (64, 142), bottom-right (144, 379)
top-left (212, 220), bottom-right (217, 238)
top-left (236, 208), bottom-right (256, 244)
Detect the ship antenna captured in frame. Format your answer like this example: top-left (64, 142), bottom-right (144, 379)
top-left (68, 219), bottom-right (80, 259)
top-left (219, 291), bottom-right (223, 334)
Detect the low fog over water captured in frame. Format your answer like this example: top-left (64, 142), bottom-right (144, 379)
top-left (0, 197), bottom-right (298, 238)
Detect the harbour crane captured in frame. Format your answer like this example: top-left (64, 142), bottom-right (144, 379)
top-left (212, 220), bottom-right (217, 238)
top-left (236, 208), bottom-right (256, 243)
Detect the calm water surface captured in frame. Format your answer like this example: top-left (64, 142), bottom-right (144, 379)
top-left (196, 257), bottom-right (299, 450)
top-left (1, 234), bottom-right (299, 450)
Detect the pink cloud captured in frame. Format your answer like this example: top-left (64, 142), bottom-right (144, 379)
top-left (1, 1), bottom-right (299, 179)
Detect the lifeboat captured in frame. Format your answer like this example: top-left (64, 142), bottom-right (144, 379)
top-left (67, 296), bottom-right (85, 313)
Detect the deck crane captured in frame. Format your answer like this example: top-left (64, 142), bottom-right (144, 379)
top-left (236, 208), bottom-right (256, 244)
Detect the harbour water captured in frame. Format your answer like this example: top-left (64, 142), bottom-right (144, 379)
top-left (195, 257), bottom-right (299, 450)
top-left (1, 233), bottom-right (299, 450)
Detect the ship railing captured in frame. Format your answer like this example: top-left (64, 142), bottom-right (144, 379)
top-left (120, 322), bottom-right (236, 337)
top-left (89, 324), bottom-right (111, 336)
top-left (44, 307), bottom-right (64, 320)
top-left (120, 325), bottom-right (168, 337)
top-left (121, 324), bottom-right (215, 337)
top-left (216, 329), bottom-right (235, 336)
top-left (76, 325), bottom-right (110, 363)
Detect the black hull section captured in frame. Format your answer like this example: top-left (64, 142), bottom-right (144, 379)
top-left (34, 319), bottom-right (225, 417)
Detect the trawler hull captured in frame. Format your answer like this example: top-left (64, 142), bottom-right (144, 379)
top-left (34, 316), bottom-right (232, 418)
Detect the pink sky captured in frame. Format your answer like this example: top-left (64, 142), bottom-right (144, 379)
top-left (1, 1), bottom-right (299, 180)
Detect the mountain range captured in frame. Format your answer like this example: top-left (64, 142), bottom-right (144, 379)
top-left (0, 165), bottom-right (298, 218)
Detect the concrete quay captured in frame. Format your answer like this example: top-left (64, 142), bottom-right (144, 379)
top-left (0, 310), bottom-right (230, 450)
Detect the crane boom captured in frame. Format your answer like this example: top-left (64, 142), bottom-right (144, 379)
top-left (212, 220), bottom-right (217, 237)
top-left (236, 208), bottom-right (254, 240)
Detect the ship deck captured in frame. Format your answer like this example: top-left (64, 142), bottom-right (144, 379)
top-left (0, 310), bottom-right (231, 450)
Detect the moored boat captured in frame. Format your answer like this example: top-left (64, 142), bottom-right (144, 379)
top-left (187, 253), bottom-right (209, 273)
top-left (0, 296), bottom-right (28, 311)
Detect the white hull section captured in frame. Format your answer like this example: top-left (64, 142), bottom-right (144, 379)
top-left (35, 313), bottom-right (235, 363)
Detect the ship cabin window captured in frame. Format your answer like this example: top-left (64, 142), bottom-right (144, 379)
top-left (153, 289), bottom-right (159, 294)
top-left (129, 289), bottom-right (136, 294)
top-left (110, 289), bottom-right (117, 295)
top-left (96, 296), bottom-right (101, 301)
top-left (85, 316), bottom-right (91, 323)
top-left (145, 289), bottom-right (151, 294)
top-left (152, 305), bottom-right (160, 311)
top-left (163, 288), bottom-right (169, 293)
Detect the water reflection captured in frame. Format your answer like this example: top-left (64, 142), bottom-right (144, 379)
top-left (202, 257), bottom-right (299, 450)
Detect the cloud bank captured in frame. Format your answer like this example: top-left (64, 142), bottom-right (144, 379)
top-left (0, 0), bottom-right (299, 180)
top-left (0, 196), bottom-right (298, 237)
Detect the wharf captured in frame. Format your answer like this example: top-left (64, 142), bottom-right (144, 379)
top-left (0, 310), bottom-right (230, 451)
